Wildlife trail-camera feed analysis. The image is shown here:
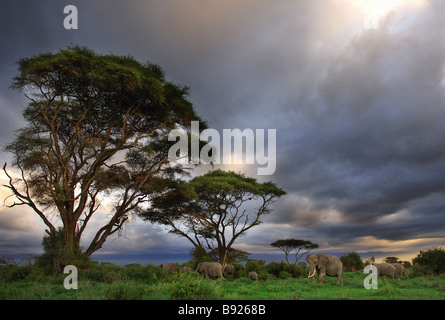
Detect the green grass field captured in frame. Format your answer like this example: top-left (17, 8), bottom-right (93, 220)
top-left (1, 263), bottom-right (444, 300)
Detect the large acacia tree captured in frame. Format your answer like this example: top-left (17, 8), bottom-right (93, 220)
top-left (3, 46), bottom-right (206, 262)
top-left (141, 170), bottom-right (286, 268)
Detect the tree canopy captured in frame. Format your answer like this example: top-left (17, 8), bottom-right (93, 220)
top-left (141, 169), bottom-right (286, 268)
top-left (3, 46), bottom-right (206, 265)
top-left (270, 239), bottom-right (319, 264)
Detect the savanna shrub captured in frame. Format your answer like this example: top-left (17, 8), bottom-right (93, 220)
top-left (124, 263), bottom-right (164, 283)
top-left (168, 272), bottom-right (221, 300)
top-left (412, 247), bottom-right (445, 275)
top-left (266, 261), bottom-right (303, 278)
top-left (245, 260), bottom-right (263, 273)
top-left (279, 271), bottom-right (292, 279)
top-left (0, 265), bottom-right (33, 282)
top-left (340, 252), bottom-right (364, 271)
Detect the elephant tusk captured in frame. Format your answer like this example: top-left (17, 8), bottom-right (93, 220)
top-left (308, 269), bottom-right (316, 278)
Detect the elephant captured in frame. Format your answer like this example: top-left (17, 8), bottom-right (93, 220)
top-left (306, 253), bottom-right (343, 285)
top-left (374, 263), bottom-right (397, 280)
top-left (391, 263), bottom-right (409, 279)
top-left (196, 262), bottom-right (224, 279)
top-left (181, 266), bottom-right (192, 273)
top-left (160, 262), bottom-right (179, 275)
top-left (248, 271), bottom-right (258, 281)
top-left (224, 264), bottom-right (235, 275)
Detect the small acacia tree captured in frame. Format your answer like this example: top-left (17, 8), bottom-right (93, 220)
top-left (2, 46), bottom-right (206, 265)
top-left (141, 170), bottom-right (286, 268)
top-left (270, 239), bottom-right (318, 264)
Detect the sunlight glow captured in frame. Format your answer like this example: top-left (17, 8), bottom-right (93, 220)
top-left (342, 0), bottom-right (428, 30)
top-left (345, 0), bottom-right (427, 15)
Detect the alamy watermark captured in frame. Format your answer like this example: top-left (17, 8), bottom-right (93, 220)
top-left (63, 5), bottom-right (78, 30)
top-left (63, 265), bottom-right (78, 290)
top-left (168, 121), bottom-right (277, 176)
top-left (363, 265), bottom-right (378, 289)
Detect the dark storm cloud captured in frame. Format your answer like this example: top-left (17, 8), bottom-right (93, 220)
top-left (271, 1), bottom-right (445, 246)
top-left (1, 0), bottom-right (445, 259)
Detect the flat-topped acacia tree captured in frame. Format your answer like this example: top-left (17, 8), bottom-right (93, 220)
top-left (141, 169), bottom-right (286, 269)
top-left (3, 46), bottom-right (206, 264)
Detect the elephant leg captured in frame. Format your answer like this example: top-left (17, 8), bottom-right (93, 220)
top-left (337, 273), bottom-right (343, 285)
top-left (318, 268), bottom-right (326, 283)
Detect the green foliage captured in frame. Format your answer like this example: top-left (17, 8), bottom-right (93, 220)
top-left (412, 247), bottom-right (445, 275)
top-left (265, 261), bottom-right (306, 278)
top-left (1, 263), bottom-right (445, 300)
top-left (81, 262), bottom-right (165, 284)
top-left (33, 228), bottom-right (91, 274)
top-left (245, 260), bottom-right (263, 273)
top-left (34, 228), bottom-right (90, 273)
top-left (167, 272), bottom-right (222, 300)
top-left (340, 252), bottom-right (365, 271)
top-left (102, 281), bottom-right (148, 300)
top-left (0, 265), bottom-right (33, 283)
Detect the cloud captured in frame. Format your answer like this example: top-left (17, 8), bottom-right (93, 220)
top-left (270, 1), bottom-right (445, 246)
top-left (1, 0), bottom-right (445, 262)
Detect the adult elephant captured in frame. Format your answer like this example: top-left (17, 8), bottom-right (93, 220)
top-left (306, 253), bottom-right (343, 285)
top-left (196, 262), bottom-right (224, 279)
top-left (391, 263), bottom-right (409, 279)
top-left (374, 263), bottom-right (396, 280)
top-left (160, 262), bottom-right (179, 275)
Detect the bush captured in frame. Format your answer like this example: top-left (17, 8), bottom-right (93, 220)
top-left (412, 247), bottom-right (445, 275)
top-left (266, 261), bottom-right (304, 278)
top-left (409, 263), bottom-right (430, 277)
top-left (245, 260), bottom-right (263, 273)
top-left (0, 265), bottom-right (33, 282)
top-left (123, 263), bottom-right (165, 283)
top-left (228, 261), bottom-right (245, 278)
top-left (340, 252), bottom-right (364, 271)
top-left (168, 272), bottom-right (221, 300)
top-left (34, 228), bottom-right (92, 273)
top-left (278, 271), bottom-right (292, 279)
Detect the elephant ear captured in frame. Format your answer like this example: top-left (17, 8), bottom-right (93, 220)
top-left (318, 254), bottom-right (329, 267)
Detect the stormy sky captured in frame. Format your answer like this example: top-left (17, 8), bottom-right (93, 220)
top-left (1, 0), bottom-right (445, 264)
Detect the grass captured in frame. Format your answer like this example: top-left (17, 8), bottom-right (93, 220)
top-left (1, 263), bottom-right (445, 300)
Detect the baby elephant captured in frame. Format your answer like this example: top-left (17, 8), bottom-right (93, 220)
top-left (248, 271), bottom-right (258, 281)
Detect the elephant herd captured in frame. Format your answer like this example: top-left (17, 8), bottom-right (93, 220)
top-left (160, 253), bottom-right (410, 284)
top-left (306, 253), bottom-right (409, 285)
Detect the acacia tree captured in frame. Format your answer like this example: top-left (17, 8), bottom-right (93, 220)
top-left (270, 239), bottom-right (318, 264)
top-left (141, 170), bottom-right (286, 268)
top-left (2, 46), bottom-right (205, 263)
